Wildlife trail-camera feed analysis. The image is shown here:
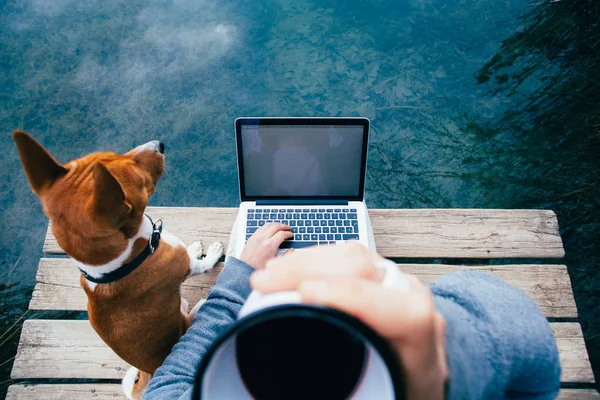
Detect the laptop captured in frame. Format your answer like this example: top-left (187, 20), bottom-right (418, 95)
top-left (233, 117), bottom-right (373, 258)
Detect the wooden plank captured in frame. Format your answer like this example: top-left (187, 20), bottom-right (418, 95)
top-left (7, 385), bottom-right (598, 400)
top-left (43, 207), bottom-right (565, 258)
top-left (552, 323), bottom-right (596, 384)
top-left (9, 385), bottom-right (599, 399)
top-left (30, 258), bottom-right (222, 312)
top-left (558, 389), bottom-right (600, 399)
top-left (30, 259), bottom-right (577, 318)
top-left (556, 389), bottom-right (600, 400)
top-left (10, 320), bottom-right (593, 383)
top-left (6, 384), bottom-right (123, 399)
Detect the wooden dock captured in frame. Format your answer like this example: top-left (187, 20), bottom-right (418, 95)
top-left (6, 207), bottom-right (600, 398)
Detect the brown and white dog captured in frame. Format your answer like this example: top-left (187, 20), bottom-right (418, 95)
top-left (13, 131), bottom-right (224, 399)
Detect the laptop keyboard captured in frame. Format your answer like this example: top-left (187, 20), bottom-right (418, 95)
top-left (246, 208), bottom-right (360, 248)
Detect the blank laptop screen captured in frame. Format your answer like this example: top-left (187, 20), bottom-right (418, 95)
top-left (238, 122), bottom-right (367, 199)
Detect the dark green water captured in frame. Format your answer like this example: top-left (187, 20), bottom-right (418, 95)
top-left (1, 0), bottom-right (598, 396)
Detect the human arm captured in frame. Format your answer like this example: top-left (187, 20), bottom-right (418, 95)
top-left (143, 223), bottom-right (293, 400)
top-left (143, 256), bottom-right (254, 400)
top-left (253, 243), bottom-right (561, 400)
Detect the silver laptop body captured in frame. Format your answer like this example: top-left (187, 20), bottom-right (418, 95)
top-left (233, 117), bottom-right (373, 258)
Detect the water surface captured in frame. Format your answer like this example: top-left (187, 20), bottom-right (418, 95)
top-left (1, 0), bottom-right (598, 394)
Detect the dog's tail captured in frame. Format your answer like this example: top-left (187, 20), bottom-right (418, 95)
top-left (123, 366), bottom-right (152, 400)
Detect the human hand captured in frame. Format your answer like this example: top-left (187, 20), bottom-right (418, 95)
top-left (250, 242), bottom-right (448, 400)
top-left (239, 223), bottom-right (293, 270)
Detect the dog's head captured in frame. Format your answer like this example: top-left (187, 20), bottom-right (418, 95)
top-left (13, 130), bottom-right (165, 263)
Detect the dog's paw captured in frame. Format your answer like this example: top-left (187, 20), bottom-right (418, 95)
top-left (187, 241), bottom-right (203, 259)
top-left (205, 241), bottom-right (224, 265)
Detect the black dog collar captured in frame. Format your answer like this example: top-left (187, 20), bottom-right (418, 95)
top-left (79, 215), bottom-right (163, 284)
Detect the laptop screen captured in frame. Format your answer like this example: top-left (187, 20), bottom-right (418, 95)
top-left (236, 118), bottom-right (369, 201)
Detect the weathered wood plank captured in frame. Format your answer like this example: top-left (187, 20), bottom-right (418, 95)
top-left (30, 258), bottom-right (222, 312)
top-left (30, 259), bottom-right (577, 318)
top-left (6, 384), bottom-right (123, 399)
top-left (43, 207), bottom-right (565, 258)
top-left (10, 320), bottom-right (593, 383)
top-left (6, 385), bottom-right (599, 400)
top-left (558, 389), bottom-right (600, 399)
top-left (552, 322), bottom-right (596, 384)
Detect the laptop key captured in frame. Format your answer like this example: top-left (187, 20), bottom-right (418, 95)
top-left (328, 220), bottom-right (335, 226)
top-left (293, 213), bottom-right (300, 219)
top-left (247, 221), bottom-right (257, 227)
top-left (301, 213), bottom-right (308, 219)
top-left (343, 234), bottom-right (359, 240)
top-left (344, 220), bottom-right (350, 226)
top-left (303, 234), bottom-right (310, 241)
top-left (303, 209), bottom-right (310, 213)
top-left (307, 227), bottom-right (314, 233)
top-left (278, 213), bottom-right (285, 219)
top-left (311, 234), bottom-right (318, 241)
top-left (350, 209), bottom-right (357, 212)
top-left (295, 234), bottom-right (302, 240)
top-left (326, 209), bottom-right (333, 212)
top-left (334, 209), bottom-right (341, 212)
top-left (282, 220), bottom-right (289, 225)
top-left (332, 214), bottom-right (338, 219)
top-left (300, 227), bottom-right (306, 233)
top-left (331, 227), bottom-right (337, 233)
top-left (335, 220), bottom-right (342, 226)
top-left (316, 213), bottom-right (323, 219)
top-left (280, 241), bottom-right (318, 249)
top-left (338, 227), bottom-right (345, 233)
top-left (290, 220), bottom-right (297, 226)
top-left (348, 213), bottom-right (358, 219)
top-left (246, 227), bottom-right (258, 234)
top-left (340, 213), bottom-right (346, 219)
top-left (324, 214), bottom-right (331, 219)
top-left (335, 234), bottom-right (342, 241)
top-left (327, 234), bottom-right (334, 241)
top-left (286, 213), bottom-right (292, 219)
top-left (247, 214), bottom-right (254, 220)
top-left (258, 221), bottom-right (265, 226)
top-left (315, 227), bottom-right (322, 233)
top-left (323, 227), bottom-right (330, 233)
top-left (246, 234), bottom-right (252, 240)
top-left (309, 213), bottom-right (315, 219)
top-left (352, 220), bottom-right (359, 227)
top-left (279, 209), bottom-right (286, 213)
top-left (292, 227), bottom-right (298, 233)
top-left (295, 209), bottom-right (302, 213)
top-left (319, 234), bottom-right (326, 241)
top-left (298, 220), bottom-right (304, 227)
top-left (320, 220), bottom-right (327, 226)
top-left (305, 220), bottom-right (312, 227)
top-left (270, 213), bottom-right (277, 219)
top-left (318, 209), bottom-right (325, 212)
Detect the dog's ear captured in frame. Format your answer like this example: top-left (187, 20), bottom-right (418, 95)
top-left (13, 130), bottom-right (68, 195)
top-left (92, 162), bottom-right (132, 227)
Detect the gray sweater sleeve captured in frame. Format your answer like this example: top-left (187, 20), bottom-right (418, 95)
top-left (431, 271), bottom-right (561, 400)
top-left (143, 257), bottom-right (254, 400)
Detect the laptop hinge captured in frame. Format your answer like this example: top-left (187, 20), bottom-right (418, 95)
top-left (256, 199), bottom-right (349, 206)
